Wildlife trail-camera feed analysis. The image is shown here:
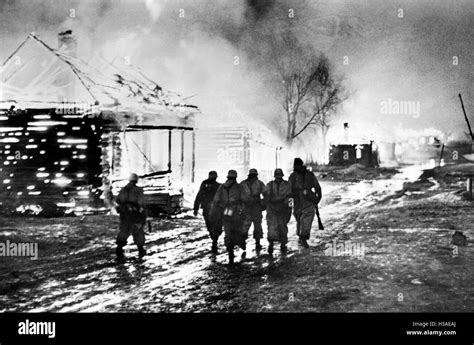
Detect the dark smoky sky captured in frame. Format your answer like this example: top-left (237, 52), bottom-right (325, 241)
top-left (1, 0), bottom-right (473, 142)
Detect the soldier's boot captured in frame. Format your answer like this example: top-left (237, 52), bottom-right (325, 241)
top-left (299, 238), bottom-right (309, 249)
top-left (228, 248), bottom-right (235, 265)
top-left (211, 239), bottom-right (218, 254)
top-left (268, 241), bottom-right (274, 255)
top-left (281, 243), bottom-right (288, 254)
top-left (116, 245), bottom-right (125, 261)
top-left (255, 239), bottom-right (262, 251)
top-left (138, 246), bottom-right (147, 258)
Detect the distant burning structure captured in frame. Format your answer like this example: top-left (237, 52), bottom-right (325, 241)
top-left (328, 143), bottom-right (379, 167)
top-left (328, 123), bottom-right (379, 167)
top-left (0, 32), bottom-right (199, 214)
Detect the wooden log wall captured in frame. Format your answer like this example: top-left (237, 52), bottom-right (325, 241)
top-left (0, 107), bottom-right (104, 212)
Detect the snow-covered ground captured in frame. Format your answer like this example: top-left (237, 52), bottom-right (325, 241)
top-left (0, 165), bottom-right (473, 312)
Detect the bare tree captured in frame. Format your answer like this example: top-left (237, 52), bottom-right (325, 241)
top-left (274, 41), bottom-right (321, 141)
top-left (245, 2), bottom-right (353, 145)
top-left (271, 36), bottom-right (345, 144)
top-left (299, 56), bottom-right (346, 159)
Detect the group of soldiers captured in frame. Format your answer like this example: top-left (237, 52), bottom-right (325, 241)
top-left (113, 158), bottom-right (322, 265)
top-left (193, 158), bottom-right (322, 264)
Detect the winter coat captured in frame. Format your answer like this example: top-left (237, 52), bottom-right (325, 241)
top-left (211, 179), bottom-right (244, 223)
top-left (288, 168), bottom-right (322, 212)
top-left (117, 182), bottom-right (144, 208)
top-left (263, 179), bottom-right (292, 242)
top-left (240, 177), bottom-right (266, 211)
top-left (116, 182), bottom-right (145, 223)
top-left (264, 179), bottom-right (292, 213)
top-left (194, 179), bottom-right (221, 212)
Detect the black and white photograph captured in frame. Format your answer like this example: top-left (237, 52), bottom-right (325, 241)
top-left (0, 0), bottom-right (473, 344)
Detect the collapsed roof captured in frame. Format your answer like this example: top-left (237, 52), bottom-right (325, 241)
top-left (0, 33), bottom-right (199, 127)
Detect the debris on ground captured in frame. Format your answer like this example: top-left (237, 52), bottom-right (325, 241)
top-left (420, 163), bottom-right (474, 180)
top-left (315, 164), bottom-right (399, 182)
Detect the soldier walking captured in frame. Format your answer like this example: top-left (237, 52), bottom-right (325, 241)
top-left (211, 170), bottom-right (246, 264)
top-left (241, 168), bottom-right (266, 251)
top-left (263, 168), bottom-right (292, 255)
top-left (193, 171), bottom-right (223, 253)
top-left (115, 173), bottom-right (147, 261)
top-left (288, 158), bottom-right (322, 248)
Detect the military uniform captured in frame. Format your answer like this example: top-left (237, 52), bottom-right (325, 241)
top-left (194, 175), bottom-right (223, 252)
top-left (211, 170), bottom-right (245, 263)
top-left (288, 160), bottom-right (322, 246)
top-left (263, 177), bottom-right (292, 247)
top-left (116, 176), bottom-right (146, 259)
top-left (240, 173), bottom-right (266, 244)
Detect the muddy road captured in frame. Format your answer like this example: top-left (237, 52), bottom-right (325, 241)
top-left (1, 168), bottom-right (473, 312)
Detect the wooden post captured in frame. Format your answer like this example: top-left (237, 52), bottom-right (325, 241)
top-left (438, 143), bottom-right (445, 167)
top-left (180, 129), bottom-right (184, 193)
top-left (192, 130), bottom-right (195, 183)
top-left (275, 147), bottom-right (278, 169)
top-left (369, 141), bottom-right (373, 167)
top-left (459, 94), bottom-right (473, 141)
top-left (143, 130), bottom-right (148, 173)
top-left (168, 130), bottom-right (172, 189)
top-left (101, 132), bottom-right (113, 209)
top-left (168, 130), bottom-right (172, 171)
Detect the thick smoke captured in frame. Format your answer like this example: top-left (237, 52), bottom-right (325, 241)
top-left (1, 0), bottom-right (473, 146)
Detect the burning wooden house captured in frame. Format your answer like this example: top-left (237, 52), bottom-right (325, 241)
top-left (326, 123), bottom-right (379, 167)
top-left (328, 142), bottom-right (379, 167)
top-left (0, 32), bottom-right (199, 214)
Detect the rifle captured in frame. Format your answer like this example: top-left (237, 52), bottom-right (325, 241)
top-left (315, 205), bottom-right (324, 230)
top-left (301, 170), bottom-right (324, 230)
top-left (459, 93), bottom-right (473, 140)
